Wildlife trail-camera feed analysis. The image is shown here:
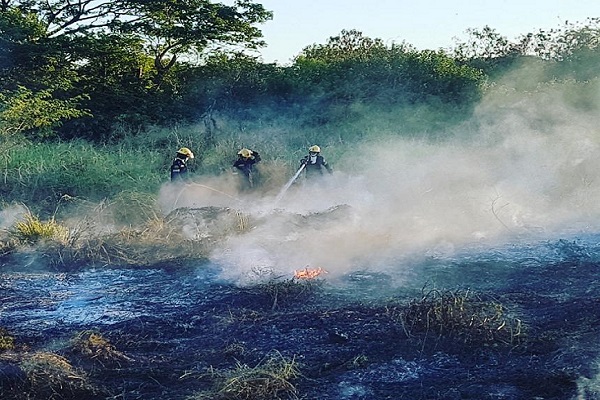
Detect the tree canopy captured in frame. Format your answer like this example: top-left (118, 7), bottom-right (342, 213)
top-left (2, 3), bottom-right (600, 142)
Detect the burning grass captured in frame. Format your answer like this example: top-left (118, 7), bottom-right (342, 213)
top-left (250, 277), bottom-right (324, 310)
top-left (189, 351), bottom-right (300, 400)
top-left (293, 267), bottom-right (327, 280)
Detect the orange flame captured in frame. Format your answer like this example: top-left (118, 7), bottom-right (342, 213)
top-left (294, 267), bottom-right (327, 280)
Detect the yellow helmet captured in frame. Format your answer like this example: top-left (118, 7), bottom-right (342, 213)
top-left (178, 147), bottom-right (194, 159)
top-left (309, 145), bottom-right (321, 153)
top-left (238, 148), bottom-right (253, 158)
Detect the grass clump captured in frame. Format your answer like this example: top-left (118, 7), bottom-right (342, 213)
top-left (0, 327), bottom-right (15, 351)
top-left (12, 212), bottom-right (69, 244)
top-left (190, 351), bottom-right (300, 400)
top-left (70, 330), bottom-right (133, 366)
top-left (387, 287), bottom-right (525, 347)
top-left (19, 351), bottom-right (102, 399)
top-left (252, 278), bottom-right (323, 311)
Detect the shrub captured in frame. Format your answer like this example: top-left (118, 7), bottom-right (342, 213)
top-left (251, 278), bottom-right (323, 311)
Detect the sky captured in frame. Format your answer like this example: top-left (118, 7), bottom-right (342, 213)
top-left (250, 0), bottom-right (600, 64)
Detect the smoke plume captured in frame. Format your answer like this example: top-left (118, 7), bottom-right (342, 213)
top-left (160, 72), bottom-right (600, 285)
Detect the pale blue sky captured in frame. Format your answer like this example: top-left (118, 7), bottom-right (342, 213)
top-left (250, 0), bottom-right (600, 64)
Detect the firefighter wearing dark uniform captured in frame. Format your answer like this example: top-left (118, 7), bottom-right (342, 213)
top-left (170, 147), bottom-right (194, 181)
top-left (233, 148), bottom-right (261, 189)
top-left (300, 145), bottom-right (332, 178)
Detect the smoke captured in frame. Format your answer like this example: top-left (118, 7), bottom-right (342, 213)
top-left (159, 71), bottom-right (600, 285)
top-left (0, 204), bottom-right (27, 233)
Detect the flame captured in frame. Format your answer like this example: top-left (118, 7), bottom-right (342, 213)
top-left (294, 267), bottom-right (327, 280)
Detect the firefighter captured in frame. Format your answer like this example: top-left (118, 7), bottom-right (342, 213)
top-left (233, 148), bottom-right (261, 189)
top-left (170, 147), bottom-right (194, 181)
top-left (300, 145), bottom-right (332, 178)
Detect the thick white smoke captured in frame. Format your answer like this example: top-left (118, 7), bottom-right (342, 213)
top-left (159, 76), bottom-right (600, 285)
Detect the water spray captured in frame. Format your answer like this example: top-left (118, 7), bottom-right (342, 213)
top-left (273, 163), bottom-right (305, 206)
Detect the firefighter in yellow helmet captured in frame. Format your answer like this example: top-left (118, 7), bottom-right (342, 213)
top-left (233, 148), bottom-right (261, 189)
top-left (170, 147), bottom-right (194, 181)
top-left (300, 145), bottom-right (332, 178)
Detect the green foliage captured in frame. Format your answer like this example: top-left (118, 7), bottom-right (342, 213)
top-left (452, 19), bottom-right (600, 82)
top-left (0, 140), bottom-right (165, 213)
top-left (288, 29), bottom-right (484, 127)
top-left (0, 86), bottom-right (90, 138)
top-left (117, 0), bottom-right (272, 80)
top-left (2, 1), bottom-right (273, 141)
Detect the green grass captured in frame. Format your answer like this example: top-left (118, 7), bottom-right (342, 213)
top-left (0, 140), bottom-right (165, 214)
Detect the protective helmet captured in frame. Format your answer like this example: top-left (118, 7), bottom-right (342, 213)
top-left (309, 145), bottom-right (321, 153)
top-left (238, 148), bottom-right (253, 158)
top-left (178, 147), bottom-right (194, 159)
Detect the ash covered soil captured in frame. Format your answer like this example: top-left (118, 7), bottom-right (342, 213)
top-left (1, 238), bottom-right (600, 400)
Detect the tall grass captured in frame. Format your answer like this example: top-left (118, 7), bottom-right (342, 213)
top-left (0, 114), bottom-right (368, 216)
top-left (0, 140), bottom-right (165, 214)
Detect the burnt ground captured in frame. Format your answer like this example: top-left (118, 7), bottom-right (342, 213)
top-left (1, 239), bottom-right (600, 400)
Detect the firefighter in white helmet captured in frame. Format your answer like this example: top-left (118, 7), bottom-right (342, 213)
top-left (233, 148), bottom-right (261, 189)
top-left (300, 145), bottom-right (332, 178)
top-left (170, 147), bottom-right (194, 181)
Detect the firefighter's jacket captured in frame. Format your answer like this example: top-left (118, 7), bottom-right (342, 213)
top-left (300, 154), bottom-right (332, 177)
top-left (170, 157), bottom-right (189, 181)
top-left (233, 152), bottom-right (261, 178)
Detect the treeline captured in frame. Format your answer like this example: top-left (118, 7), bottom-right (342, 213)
top-left (2, 0), bottom-right (598, 144)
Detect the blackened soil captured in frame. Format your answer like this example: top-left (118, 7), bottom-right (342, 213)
top-left (1, 256), bottom-right (600, 400)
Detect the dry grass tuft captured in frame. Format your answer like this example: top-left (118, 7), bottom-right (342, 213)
top-left (19, 351), bottom-right (101, 399)
top-left (190, 351), bottom-right (300, 400)
top-left (12, 212), bottom-right (69, 244)
top-left (70, 330), bottom-right (133, 366)
top-left (0, 327), bottom-right (15, 351)
top-left (41, 210), bottom-right (212, 268)
top-left (387, 288), bottom-right (525, 346)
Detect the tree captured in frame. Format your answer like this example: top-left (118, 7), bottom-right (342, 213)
top-left (4, 0), bottom-right (271, 86)
top-left (451, 26), bottom-right (527, 76)
top-left (290, 29), bottom-right (484, 120)
top-left (1, 0), bottom-right (273, 140)
top-left (0, 86), bottom-right (89, 138)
